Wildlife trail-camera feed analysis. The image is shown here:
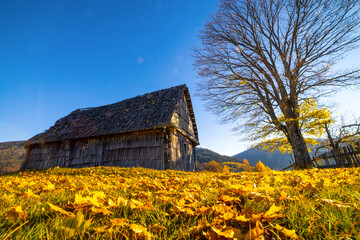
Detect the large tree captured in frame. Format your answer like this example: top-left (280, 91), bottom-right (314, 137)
top-left (193, 0), bottom-right (360, 168)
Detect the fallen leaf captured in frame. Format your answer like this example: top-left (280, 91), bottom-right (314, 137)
top-left (245, 222), bottom-right (264, 240)
top-left (43, 182), bottom-right (56, 191)
top-left (110, 218), bottom-right (128, 226)
top-left (21, 189), bottom-right (40, 199)
top-left (5, 205), bottom-right (27, 220)
top-left (278, 191), bottom-right (288, 201)
top-left (274, 224), bottom-right (299, 239)
top-left (91, 206), bottom-right (113, 215)
top-left (263, 204), bottom-right (284, 220)
top-left (211, 226), bottom-right (235, 238)
top-left (129, 223), bottom-right (152, 239)
top-left (189, 217), bottom-right (210, 235)
top-left (48, 202), bottom-right (75, 217)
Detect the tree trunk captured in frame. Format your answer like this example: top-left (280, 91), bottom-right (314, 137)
top-left (286, 121), bottom-right (312, 169)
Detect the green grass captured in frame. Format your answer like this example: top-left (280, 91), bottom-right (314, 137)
top-left (0, 166), bottom-right (359, 239)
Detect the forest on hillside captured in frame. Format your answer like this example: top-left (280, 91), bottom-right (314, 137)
top-left (196, 147), bottom-right (241, 164)
top-left (0, 141), bottom-right (26, 174)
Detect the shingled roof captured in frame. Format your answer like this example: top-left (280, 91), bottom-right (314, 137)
top-left (28, 85), bottom-right (198, 145)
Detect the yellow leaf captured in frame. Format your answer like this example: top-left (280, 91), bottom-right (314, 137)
top-left (223, 211), bottom-right (235, 220)
top-left (5, 205), bottom-right (27, 220)
top-left (274, 224), bottom-right (299, 239)
top-left (21, 189), bottom-right (40, 199)
top-left (116, 196), bottom-right (128, 206)
top-left (93, 191), bottom-right (107, 200)
top-left (62, 211), bottom-right (92, 237)
top-left (129, 224), bottom-right (152, 239)
top-left (218, 194), bottom-right (241, 205)
top-left (226, 227), bottom-right (246, 239)
top-left (263, 204), bottom-right (284, 219)
top-left (108, 198), bottom-right (117, 207)
top-left (250, 213), bottom-right (263, 223)
top-left (43, 182), bottom-right (56, 191)
top-left (195, 206), bottom-right (213, 215)
top-left (47, 202), bottom-right (75, 217)
top-left (202, 230), bottom-right (221, 240)
top-left (278, 191), bottom-right (288, 201)
top-left (234, 214), bottom-right (250, 222)
top-left (1, 193), bottom-right (15, 204)
top-left (189, 218), bottom-right (210, 235)
top-left (91, 206), bottom-right (113, 215)
top-left (245, 222), bottom-right (264, 240)
top-left (74, 194), bottom-right (100, 207)
top-left (130, 199), bottom-right (144, 207)
top-left (211, 226), bottom-right (245, 239)
top-left (110, 218), bottom-right (128, 226)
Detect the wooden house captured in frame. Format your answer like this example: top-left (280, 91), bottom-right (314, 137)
top-left (21, 85), bottom-right (199, 171)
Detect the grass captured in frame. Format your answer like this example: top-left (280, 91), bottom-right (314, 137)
top-left (0, 166), bottom-right (359, 239)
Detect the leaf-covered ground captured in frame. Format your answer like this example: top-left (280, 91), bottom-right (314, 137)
top-left (0, 166), bottom-right (359, 239)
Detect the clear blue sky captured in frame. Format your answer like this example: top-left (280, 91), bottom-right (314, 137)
top-left (1, 0), bottom-right (360, 156)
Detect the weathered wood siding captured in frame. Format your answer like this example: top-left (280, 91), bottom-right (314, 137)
top-left (171, 95), bottom-right (196, 139)
top-left (169, 130), bottom-right (195, 171)
top-left (22, 130), bottom-right (165, 170)
top-left (69, 138), bottom-right (103, 168)
top-left (101, 130), bottom-right (164, 169)
top-left (22, 143), bottom-right (69, 169)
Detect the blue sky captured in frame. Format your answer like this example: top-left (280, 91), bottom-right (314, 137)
top-left (1, 0), bottom-right (360, 156)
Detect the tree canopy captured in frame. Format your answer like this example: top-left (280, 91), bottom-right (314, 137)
top-left (193, 0), bottom-right (360, 168)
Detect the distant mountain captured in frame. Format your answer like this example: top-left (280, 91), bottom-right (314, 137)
top-left (0, 141), bottom-right (26, 174)
top-left (195, 147), bottom-right (242, 164)
top-left (233, 148), bottom-right (292, 170)
top-left (196, 146), bottom-right (293, 170)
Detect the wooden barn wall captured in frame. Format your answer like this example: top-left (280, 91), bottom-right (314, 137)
top-left (169, 130), bottom-right (195, 171)
top-left (68, 138), bottom-right (103, 168)
top-left (22, 130), bottom-right (165, 170)
top-left (101, 130), bottom-right (164, 170)
top-left (22, 142), bottom-right (70, 169)
top-left (171, 95), bottom-right (195, 139)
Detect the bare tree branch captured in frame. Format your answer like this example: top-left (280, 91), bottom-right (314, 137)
top-left (193, 0), bottom-right (360, 169)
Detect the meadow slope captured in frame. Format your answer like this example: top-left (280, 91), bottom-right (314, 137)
top-left (0, 167), bottom-right (359, 239)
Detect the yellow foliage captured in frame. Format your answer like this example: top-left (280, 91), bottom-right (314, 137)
top-left (203, 160), bottom-right (223, 173)
top-left (257, 98), bottom-right (334, 153)
top-left (222, 165), bottom-right (230, 174)
top-left (223, 160), bottom-right (254, 172)
top-left (255, 161), bottom-right (271, 173)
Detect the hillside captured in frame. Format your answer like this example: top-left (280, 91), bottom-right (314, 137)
top-left (233, 148), bottom-right (292, 170)
top-left (195, 147), bottom-right (242, 164)
top-left (0, 141), bottom-right (26, 174)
